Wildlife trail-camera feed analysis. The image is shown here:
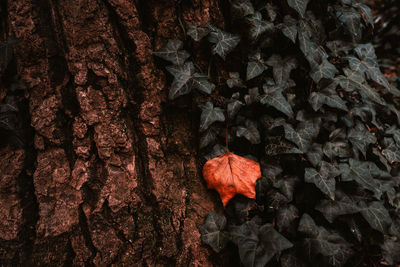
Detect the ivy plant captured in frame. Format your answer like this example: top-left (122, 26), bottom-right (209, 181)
top-left (154, 0), bottom-right (400, 265)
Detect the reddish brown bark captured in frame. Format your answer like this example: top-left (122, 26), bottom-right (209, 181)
top-left (0, 0), bottom-right (229, 265)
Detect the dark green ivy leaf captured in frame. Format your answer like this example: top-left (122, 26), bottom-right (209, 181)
top-left (308, 84), bottom-right (348, 112)
top-left (192, 73), bottom-right (215, 94)
top-left (382, 139), bottom-right (400, 164)
top-left (316, 198), bottom-right (361, 223)
top-left (204, 144), bottom-right (226, 161)
top-left (200, 127), bottom-right (218, 149)
top-left (236, 120), bottom-right (261, 144)
top-left (276, 205), bottom-right (299, 233)
top-left (273, 176), bottom-right (300, 202)
top-left (305, 162), bottom-right (338, 200)
top-left (323, 141), bottom-right (351, 159)
top-left (153, 39), bottom-right (190, 65)
top-left (166, 61), bottom-right (195, 99)
top-left (326, 40), bottom-right (354, 57)
top-left (280, 16), bottom-right (298, 43)
top-left (207, 25), bottom-right (240, 60)
top-left (307, 143), bottom-right (323, 167)
top-left (340, 159), bottom-right (382, 199)
top-left (298, 214), bottom-right (354, 266)
top-left (287, 0), bottom-right (310, 17)
top-left (247, 12), bottom-right (274, 40)
top-left (199, 102), bottom-right (225, 132)
top-left (199, 212), bottom-right (229, 253)
top-left (187, 24), bottom-right (210, 41)
top-left (283, 120), bottom-right (320, 153)
top-left (347, 43), bottom-right (392, 91)
top-left (247, 61), bottom-right (266, 81)
top-left (353, 3), bottom-right (374, 27)
top-left (227, 99), bottom-right (244, 119)
top-left (348, 121), bottom-right (377, 157)
top-left (337, 68), bottom-right (386, 105)
top-left (336, 8), bottom-right (362, 42)
top-left (260, 83), bottom-right (294, 118)
top-left (310, 58), bottom-right (338, 83)
top-left (266, 55), bottom-right (297, 86)
top-left (359, 201), bottom-right (392, 233)
top-left (231, 0), bottom-right (254, 17)
top-left (230, 221), bottom-right (293, 267)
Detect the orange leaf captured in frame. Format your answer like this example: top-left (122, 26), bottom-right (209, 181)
top-left (203, 152), bottom-right (262, 206)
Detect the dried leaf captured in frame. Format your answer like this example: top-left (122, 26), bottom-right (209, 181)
top-left (203, 152), bottom-right (262, 206)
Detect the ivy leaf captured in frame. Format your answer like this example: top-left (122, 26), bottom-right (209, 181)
top-left (230, 221), bottom-right (293, 267)
top-left (266, 55), bottom-right (297, 86)
top-left (283, 120), bottom-right (320, 153)
top-left (353, 3), bottom-right (374, 27)
top-left (276, 205), bottom-right (299, 232)
top-left (166, 61), bottom-right (195, 99)
top-left (287, 0), bottom-right (310, 17)
top-left (326, 40), bottom-right (354, 57)
top-left (382, 139), bottom-right (400, 164)
top-left (261, 162), bottom-right (283, 181)
top-left (227, 72), bottom-right (246, 88)
top-left (204, 144), bottom-right (226, 161)
top-left (236, 120), bottom-right (261, 144)
top-left (260, 83), bottom-right (294, 118)
top-left (207, 25), bottom-right (240, 60)
top-left (247, 12), bottom-right (274, 40)
top-left (153, 39), bottom-right (190, 65)
top-left (200, 127), bottom-right (218, 149)
top-left (305, 162), bottom-right (338, 200)
top-left (347, 43), bottom-right (392, 91)
top-left (340, 159), bottom-right (382, 199)
top-left (336, 8), bottom-right (362, 42)
top-left (192, 73), bottom-right (215, 94)
top-left (359, 201), bottom-right (392, 233)
top-left (316, 199), bottom-right (361, 223)
top-left (337, 68), bottom-right (386, 105)
top-left (308, 84), bottom-right (348, 112)
top-left (199, 212), bottom-right (229, 253)
top-left (247, 61), bottom-right (266, 81)
top-left (310, 58), bottom-right (338, 83)
top-left (280, 16), bottom-right (298, 43)
top-left (298, 214), bottom-right (353, 266)
top-left (273, 176), bottom-right (300, 202)
top-left (307, 143), bottom-right (323, 167)
top-left (227, 99), bottom-right (244, 119)
top-left (348, 121), bottom-right (377, 157)
top-left (231, 0), bottom-right (254, 17)
top-left (323, 141), bottom-right (351, 159)
top-left (187, 24), bottom-right (210, 41)
top-left (199, 102), bottom-right (225, 132)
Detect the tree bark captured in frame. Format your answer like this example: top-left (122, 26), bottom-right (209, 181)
top-left (0, 0), bottom-right (230, 265)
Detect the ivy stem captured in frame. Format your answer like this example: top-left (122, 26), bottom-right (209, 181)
top-left (226, 110), bottom-right (229, 153)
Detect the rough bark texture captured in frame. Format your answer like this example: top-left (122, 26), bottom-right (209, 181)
top-left (0, 0), bottom-right (231, 265)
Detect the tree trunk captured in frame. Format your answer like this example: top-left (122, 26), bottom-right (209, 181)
top-left (0, 0), bottom-right (230, 265)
